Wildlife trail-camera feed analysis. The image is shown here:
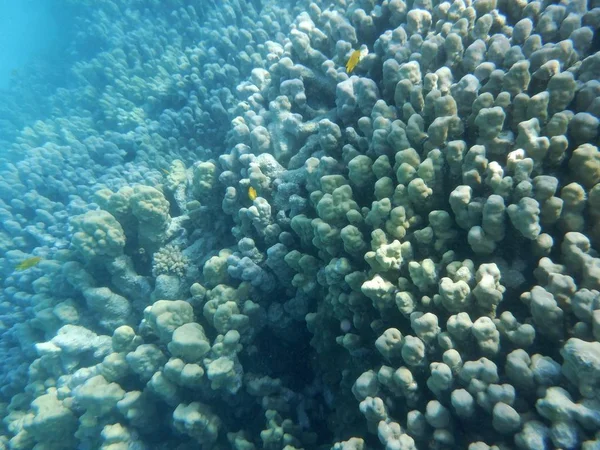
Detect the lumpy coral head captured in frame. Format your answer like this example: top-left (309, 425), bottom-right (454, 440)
top-left (71, 210), bottom-right (126, 260)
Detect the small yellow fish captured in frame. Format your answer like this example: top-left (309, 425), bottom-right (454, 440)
top-left (248, 186), bottom-right (258, 201)
top-left (346, 49), bottom-right (361, 73)
top-left (161, 168), bottom-right (170, 175)
top-left (16, 256), bottom-right (42, 271)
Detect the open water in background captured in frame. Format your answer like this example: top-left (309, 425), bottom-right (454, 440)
top-left (0, 0), bottom-right (65, 89)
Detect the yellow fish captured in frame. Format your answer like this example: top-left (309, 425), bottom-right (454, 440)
top-left (16, 256), bottom-right (42, 271)
top-left (248, 186), bottom-right (258, 201)
top-left (346, 49), bottom-right (361, 73)
top-left (161, 168), bottom-right (170, 175)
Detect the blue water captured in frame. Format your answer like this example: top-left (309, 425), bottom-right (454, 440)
top-left (0, 0), bottom-right (64, 89)
top-left (1, 1), bottom-right (599, 449)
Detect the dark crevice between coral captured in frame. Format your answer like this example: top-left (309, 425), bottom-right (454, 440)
top-left (238, 323), bottom-right (335, 445)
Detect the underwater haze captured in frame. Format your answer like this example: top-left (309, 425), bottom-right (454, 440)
top-left (0, 0), bottom-right (65, 89)
top-left (0, 0), bottom-right (599, 449)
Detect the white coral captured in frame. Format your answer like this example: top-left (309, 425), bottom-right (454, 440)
top-left (152, 244), bottom-right (189, 278)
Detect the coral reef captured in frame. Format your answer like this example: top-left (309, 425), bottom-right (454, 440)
top-left (1, 0), bottom-right (600, 448)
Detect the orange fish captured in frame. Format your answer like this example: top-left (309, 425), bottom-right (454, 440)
top-left (248, 186), bottom-right (258, 201)
top-left (346, 49), bottom-right (361, 73)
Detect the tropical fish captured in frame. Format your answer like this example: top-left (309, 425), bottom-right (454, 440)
top-left (346, 49), bottom-right (361, 73)
top-left (16, 256), bottom-right (42, 271)
top-left (161, 168), bottom-right (170, 175)
top-left (248, 186), bottom-right (258, 201)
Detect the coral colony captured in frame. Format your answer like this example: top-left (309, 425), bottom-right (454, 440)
top-left (0, 0), bottom-right (600, 449)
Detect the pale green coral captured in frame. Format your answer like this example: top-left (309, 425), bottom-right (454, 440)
top-left (143, 300), bottom-right (195, 343)
top-left (172, 401), bottom-right (221, 445)
top-left (71, 210), bottom-right (126, 260)
top-left (167, 323), bottom-right (211, 363)
top-left (26, 389), bottom-right (77, 448)
top-left (204, 330), bottom-right (243, 394)
top-left (130, 185), bottom-right (171, 249)
top-left (192, 161), bottom-right (218, 197)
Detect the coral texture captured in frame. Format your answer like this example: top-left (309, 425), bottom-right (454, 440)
top-left (0, 0), bottom-right (599, 449)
